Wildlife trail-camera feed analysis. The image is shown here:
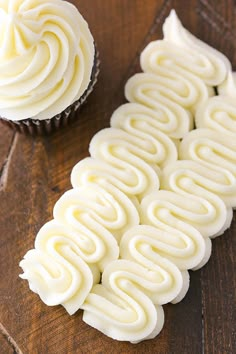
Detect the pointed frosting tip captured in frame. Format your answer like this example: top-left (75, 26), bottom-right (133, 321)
top-left (163, 9), bottom-right (182, 38)
top-left (169, 9), bottom-right (178, 18)
top-left (167, 9), bottom-right (180, 23)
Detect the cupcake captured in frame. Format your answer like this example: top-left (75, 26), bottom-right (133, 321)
top-left (0, 0), bottom-right (99, 135)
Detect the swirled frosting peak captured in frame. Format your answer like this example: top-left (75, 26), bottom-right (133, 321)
top-left (0, 0), bottom-right (95, 120)
top-left (163, 10), bottom-right (230, 86)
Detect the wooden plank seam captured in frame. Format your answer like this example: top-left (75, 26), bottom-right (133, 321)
top-left (0, 132), bottom-right (17, 191)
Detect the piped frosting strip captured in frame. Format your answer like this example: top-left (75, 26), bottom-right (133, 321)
top-left (20, 182), bottom-right (140, 315)
top-left (179, 129), bottom-right (236, 206)
top-left (82, 225), bottom-right (188, 342)
top-left (19, 8), bottom-right (235, 343)
top-left (81, 10), bottom-right (235, 342)
top-left (195, 95), bottom-right (236, 136)
top-left (161, 160), bottom-right (233, 236)
top-left (82, 262), bottom-right (165, 343)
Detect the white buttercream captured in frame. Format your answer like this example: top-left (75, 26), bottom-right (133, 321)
top-left (140, 40), bottom-right (214, 112)
top-left (195, 96), bottom-right (236, 135)
top-left (19, 181), bottom-right (141, 314)
top-left (120, 225), bottom-right (190, 301)
top-left (71, 127), bottom-right (163, 199)
top-left (140, 195), bottom-right (211, 269)
top-left (0, 0), bottom-right (94, 120)
top-left (111, 102), bottom-right (192, 139)
top-left (179, 129), bottom-right (236, 207)
top-left (125, 72), bottom-right (213, 114)
top-left (19, 8), bottom-right (236, 344)
top-left (89, 127), bottom-right (177, 169)
top-left (82, 259), bottom-right (168, 342)
top-left (54, 183), bottom-right (140, 244)
top-left (19, 220), bottom-right (99, 315)
top-left (71, 156), bottom-right (159, 199)
top-left (161, 161), bottom-right (233, 238)
top-left (163, 10), bottom-right (230, 86)
top-left (218, 71), bottom-right (236, 97)
top-left (89, 128), bottom-right (164, 198)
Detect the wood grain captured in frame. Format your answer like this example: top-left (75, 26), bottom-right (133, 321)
top-left (0, 1), bottom-right (235, 353)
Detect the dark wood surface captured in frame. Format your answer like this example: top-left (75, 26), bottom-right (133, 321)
top-left (0, 1), bottom-right (235, 353)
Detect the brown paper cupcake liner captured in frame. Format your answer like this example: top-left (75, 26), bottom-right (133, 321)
top-left (0, 48), bottom-right (100, 136)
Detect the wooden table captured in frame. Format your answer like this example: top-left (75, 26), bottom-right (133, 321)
top-left (0, 1), bottom-right (235, 353)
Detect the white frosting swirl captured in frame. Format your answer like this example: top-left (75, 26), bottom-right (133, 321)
top-left (0, 0), bottom-right (94, 120)
top-left (19, 220), bottom-right (99, 315)
top-left (71, 128), bottom-right (162, 199)
top-left (141, 189), bottom-right (216, 239)
top-left (110, 102), bottom-right (192, 140)
top-left (179, 129), bottom-right (236, 207)
top-left (71, 157), bottom-right (159, 199)
top-left (82, 246), bottom-right (189, 342)
top-left (140, 194), bottom-right (211, 269)
top-left (125, 72), bottom-right (212, 114)
top-left (19, 181), bottom-right (140, 314)
top-left (140, 40), bottom-right (214, 112)
top-left (120, 226), bottom-right (189, 301)
top-left (54, 183), bottom-right (140, 243)
top-left (161, 161), bottom-right (233, 238)
top-left (90, 127), bottom-right (177, 169)
top-left (82, 257), bottom-right (178, 342)
top-left (163, 10), bottom-right (230, 86)
top-left (195, 96), bottom-right (236, 135)
top-left (83, 283), bottom-right (164, 343)
top-left (88, 128), bottom-right (165, 198)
